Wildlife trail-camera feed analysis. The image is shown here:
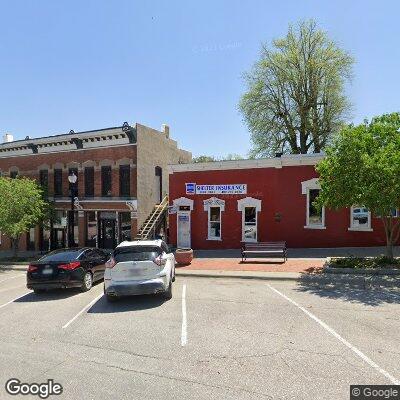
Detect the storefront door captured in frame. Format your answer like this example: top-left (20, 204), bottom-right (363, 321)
top-left (177, 212), bottom-right (191, 249)
top-left (99, 219), bottom-right (116, 249)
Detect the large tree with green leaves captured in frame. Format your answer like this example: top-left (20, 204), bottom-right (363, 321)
top-left (0, 177), bottom-right (47, 256)
top-left (316, 112), bottom-right (400, 259)
top-left (240, 19), bottom-right (353, 157)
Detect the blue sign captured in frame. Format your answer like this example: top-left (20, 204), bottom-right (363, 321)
top-left (186, 183), bottom-right (196, 194)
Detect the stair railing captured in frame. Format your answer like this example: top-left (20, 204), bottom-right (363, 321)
top-left (137, 195), bottom-right (169, 240)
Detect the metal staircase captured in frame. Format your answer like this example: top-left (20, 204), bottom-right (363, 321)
top-left (134, 195), bottom-right (169, 240)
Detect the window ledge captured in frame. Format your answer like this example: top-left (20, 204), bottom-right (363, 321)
top-left (304, 225), bottom-right (326, 230)
top-left (348, 227), bottom-right (373, 232)
top-left (207, 237), bottom-right (222, 241)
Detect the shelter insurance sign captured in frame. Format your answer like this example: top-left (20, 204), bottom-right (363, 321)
top-left (186, 183), bottom-right (247, 195)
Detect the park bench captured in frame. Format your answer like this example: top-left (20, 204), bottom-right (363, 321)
top-left (241, 241), bottom-right (287, 263)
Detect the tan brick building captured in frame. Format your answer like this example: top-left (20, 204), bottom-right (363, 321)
top-left (0, 122), bottom-right (191, 252)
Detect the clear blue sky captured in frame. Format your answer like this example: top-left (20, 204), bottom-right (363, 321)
top-left (1, 1), bottom-right (399, 158)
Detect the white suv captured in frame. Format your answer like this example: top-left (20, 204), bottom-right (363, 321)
top-left (104, 240), bottom-right (176, 302)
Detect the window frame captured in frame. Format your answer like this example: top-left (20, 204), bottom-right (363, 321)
top-left (305, 188), bottom-right (326, 229)
top-left (119, 165), bottom-right (131, 197)
top-left (101, 165), bottom-right (112, 197)
top-left (207, 206), bottom-right (222, 241)
top-left (53, 168), bottom-right (63, 196)
top-left (349, 206), bottom-right (373, 232)
top-left (242, 206), bottom-right (257, 243)
top-left (84, 167), bottom-right (94, 197)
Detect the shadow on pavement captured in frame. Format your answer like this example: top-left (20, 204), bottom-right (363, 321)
top-left (15, 289), bottom-right (81, 302)
top-left (295, 275), bottom-right (400, 306)
top-left (87, 294), bottom-right (166, 314)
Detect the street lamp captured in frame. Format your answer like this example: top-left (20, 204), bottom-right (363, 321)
top-left (68, 172), bottom-right (78, 247)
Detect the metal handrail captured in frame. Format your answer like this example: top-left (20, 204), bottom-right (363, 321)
top-left (138, 195), bottom-right (169, 240)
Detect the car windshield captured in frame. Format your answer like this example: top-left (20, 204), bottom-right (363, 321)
top-left (38, 250), bottom-right (82, 262)
top-left (114, 246), bottom-right (162, 262)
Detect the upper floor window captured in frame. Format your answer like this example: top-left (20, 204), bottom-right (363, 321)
top-left (68, 168), bottom-right (78, 196)
top-left (39, 170), bottom-right (48, 190)
top-left (101, 166), bottom-right (112, 197)
top-left (84, 167), bottom-right (94, 197)
top-left (54, 169), bottom-right (63, 196)
top-left (119, 165), bottom-right (130, 197)
top-left (349, 206), bottom-right (372, 231)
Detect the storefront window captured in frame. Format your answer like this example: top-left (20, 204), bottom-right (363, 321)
top-left (243, 207), bottom-right (257, 242)
top-left (119, 212), bottom-right (131, 242)
top-left (350, 206), bottom-right (371, 231)
top-left (86, 211), bottom-right (97, 246)
top-left (307, 189), bottom-right (324, 227)
top-left (208, 206), bottom-right (221, 239)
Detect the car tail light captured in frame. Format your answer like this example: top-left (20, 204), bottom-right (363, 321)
top-left (28, 265), bottom-right (38, 272)
top-left (105, 257), bottom-right (116, 269)
top-left (58, 261), bottom-right (81, 270)
top-left (153, 255), bottom-right (163, 267)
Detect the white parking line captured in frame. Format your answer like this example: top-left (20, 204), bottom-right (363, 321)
top-left (62, 293), bottom-right (103, 329)
top-left (0, 274), bottom-right (24, 284)
top-left (266, 283), bottom-right (400, 385)
top-left (181, 284), bottom-right (187, 346)
top-left (0, 292), bottom-right (31, 310)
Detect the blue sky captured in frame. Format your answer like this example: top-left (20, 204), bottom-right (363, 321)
top-left (1, 1), bottom-right (399, 157)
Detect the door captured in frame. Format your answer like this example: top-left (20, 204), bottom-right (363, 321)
top-left (177, 212), bottom-right (191, 249)
top-left (99, 219), bottom-right (116, 249)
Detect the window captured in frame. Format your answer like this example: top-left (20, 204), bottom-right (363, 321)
top-left (349, 206), bottom-right (372, 231)
top-left (86, 211), bottom-right (97, 246)
top-left (208, 206), bottom-right (221, 240)
top-left (27, 227), bottom-right (35, 251)
top-left (39, 170), bottom-right (48, 196)
top-left (54, 169), bottom-right (63, 196)
top-left (84, 167), bottom-right (94, 197)
top-left (243, 207), bottom-right (257, 242)
top-left (119, 165), bottom-right (130, 197)
top-left (306, 188), bottom-right (325, 228)
top-left (101, 166), bottom-right (112, 197)
top-left (119, 212), bottom-right (131, 242)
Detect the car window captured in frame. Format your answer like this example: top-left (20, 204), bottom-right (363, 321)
top-left (78, 250), bottom-right (92, 260)
top-left (114, 246), bottom-right (162, 263)
top-left (39, 250), bottom-right (82, 262)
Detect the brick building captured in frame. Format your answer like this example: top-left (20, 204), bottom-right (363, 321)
top-left (168, 153), bottom-right (391, 250)
top-left (0, 122), bottom-right (191, 252)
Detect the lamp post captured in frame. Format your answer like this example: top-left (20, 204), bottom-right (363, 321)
top-left (68, 172), bottom-right (78, 248)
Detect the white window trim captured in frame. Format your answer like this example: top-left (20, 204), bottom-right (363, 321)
top-left (204, 197), bottom-right (224, 241)
top-left (301, 178), bottom-right (326, 229)
top-left (348, 206), bottom-right (373, 232)
top-left (237, 197), bottom-right (261, 243)
top-left (172, 197), bottom-right (194, 211)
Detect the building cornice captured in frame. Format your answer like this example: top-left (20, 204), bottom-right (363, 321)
top-left (169, 153), bottom-right (325, 173)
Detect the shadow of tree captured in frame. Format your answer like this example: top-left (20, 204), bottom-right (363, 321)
top-left (295, 274), bottom-right (400, 307)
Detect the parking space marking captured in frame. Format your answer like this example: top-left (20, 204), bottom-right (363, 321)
top-left (266, 283), bottom-right (400, 385)
top-left (0, 292), bottom-right (31, 310)
top-left (62, 293), bottom-right (103, 329)
top-left (181, 284), bottom-right (187, 346)
top-left (0, 274), bottom-right (24, 284)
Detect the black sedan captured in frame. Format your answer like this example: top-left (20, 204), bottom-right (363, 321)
top-left (27, 248), bottom-right (110, 294)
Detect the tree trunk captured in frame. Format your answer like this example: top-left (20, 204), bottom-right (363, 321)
top-left (382, 216), bottom-right (396, 260)
top-left (386, 242), bottom-right (394, 259)
top-left (12, 237), bottom-right (19, 258)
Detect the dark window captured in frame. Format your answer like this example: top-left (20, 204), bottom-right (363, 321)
top-left (119, 165), bottom-right (130, 197)
top-left (39, 170), bottom-right (49, 193)
top-left (10, 170), bottom-right (18, 179)
top-left (27, 227), bottom-right (35, 251)
top-left (54, 169), bottom-right (63, 196)
top-left (113, 246), bottom-right (162, 263)
top-left (68, 168), bottom-right (79, 196)
top-left (101, 166), bottom-right (112, 197)
top-left (38, 249), bottom-right (82, 262)
top-left (84, 167), bottom-right (94, 197)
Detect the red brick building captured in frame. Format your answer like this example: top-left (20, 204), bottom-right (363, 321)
top-left (0, 122), bottom-right (191, 252)
top-left (168, 154), bottom-right (391, 250)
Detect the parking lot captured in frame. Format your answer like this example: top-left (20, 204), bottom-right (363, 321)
top-left (0, 268), bottom-right (399, 400)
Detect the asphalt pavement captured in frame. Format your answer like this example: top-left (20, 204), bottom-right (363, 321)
top-left (0, 268), bottom-right (399, 399)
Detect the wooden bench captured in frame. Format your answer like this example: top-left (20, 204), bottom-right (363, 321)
top-left (241, 241), bottom-right (287, 263)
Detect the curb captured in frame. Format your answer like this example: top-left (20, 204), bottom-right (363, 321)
top-left (176, 271), bottom-right (300, 281)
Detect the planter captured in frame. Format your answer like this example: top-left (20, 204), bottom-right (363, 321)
top-left (175, 248), bottom-right (194, 265)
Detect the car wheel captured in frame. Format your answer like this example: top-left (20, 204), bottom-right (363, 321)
top-left (81, 272), bottom-right (93, 292)
top-left (163, 279), bottom-right (172, 300)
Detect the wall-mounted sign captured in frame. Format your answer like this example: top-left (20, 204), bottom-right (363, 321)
top-left (186, 183), bottom-right (247, 195)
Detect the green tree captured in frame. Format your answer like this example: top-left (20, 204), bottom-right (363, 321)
top-left (0, 177), bottom-right (47, 257)
top-left (240, 19), bottom-right (353, 157)
top-left (316, 112), bottom-right (400, 259)
top-left (192, 154), bottom-right (245, 163)
top-left (192, 155), bottom-right (217, 163)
